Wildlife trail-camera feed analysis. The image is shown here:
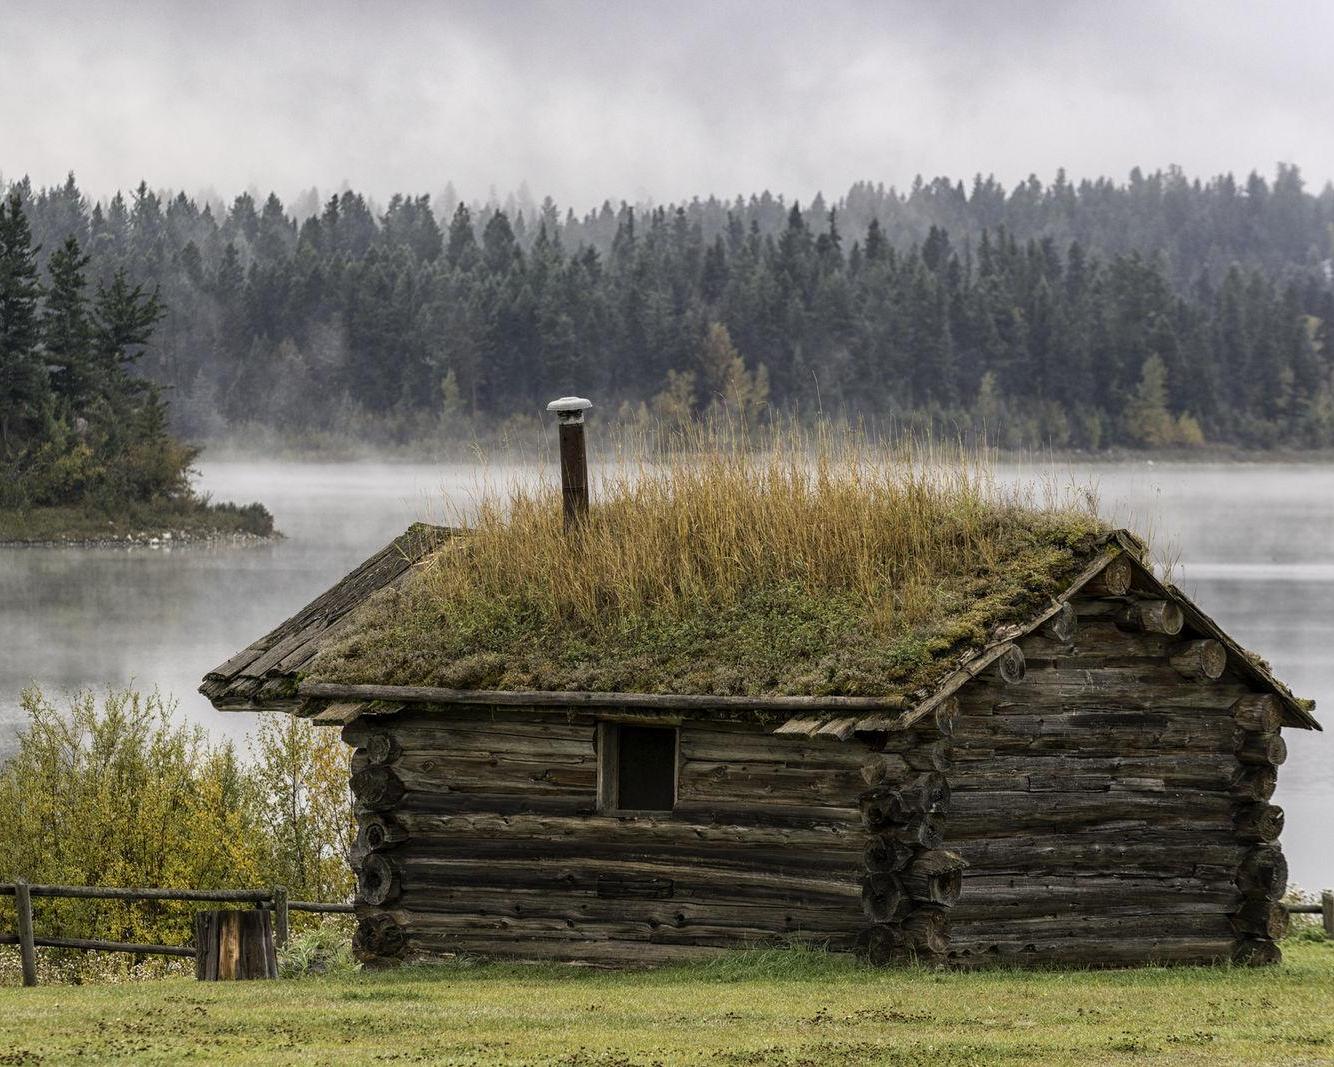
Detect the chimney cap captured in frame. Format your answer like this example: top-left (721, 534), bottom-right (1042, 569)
top-left (547, 396), bottom-right (593, 423)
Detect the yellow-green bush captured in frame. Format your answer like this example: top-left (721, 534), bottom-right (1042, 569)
top-left (0, 688), bottom-right (353, 980)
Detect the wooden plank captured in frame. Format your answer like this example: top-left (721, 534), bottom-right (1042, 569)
top-left (0, 884), bottom-right (271, 902)
top-left (305, 682), bottom-right (907, 713)
top-left (16, 879), bottom-right (36, 987)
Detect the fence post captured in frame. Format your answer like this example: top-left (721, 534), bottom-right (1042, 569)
top-left (272, 885), bottom-right (289, 949)
top-left (15, 879), bottom-right (37, 987)
top-left (1323, 891), bottom-right (1334, 939)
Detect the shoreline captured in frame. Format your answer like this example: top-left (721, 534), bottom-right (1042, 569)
top-left (192, 438), bottom-right (1334, 467)
top-left (0, 529), bottom-right (282, 549)
top-left (0, 501), bottom-right (279, 549)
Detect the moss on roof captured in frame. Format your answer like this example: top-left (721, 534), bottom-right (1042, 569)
top-left (306, 436), bottom-right (1113, 700)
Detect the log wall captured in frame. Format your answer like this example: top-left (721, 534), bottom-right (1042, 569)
top-left (344, 708), bottom-right (870, 966)
top-left (943, 591), bottom-right (1289, 967)
top-left (339, 584), bottom-right (1293, 970)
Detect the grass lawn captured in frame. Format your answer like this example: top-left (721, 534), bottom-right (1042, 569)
top-left (2, 941), bottom-right (1333, 1066)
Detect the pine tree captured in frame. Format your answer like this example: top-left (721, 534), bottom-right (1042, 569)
top-left (44, 235), bottom-right (94, 408)
top-left (0, 194), bottom-right (50, 465)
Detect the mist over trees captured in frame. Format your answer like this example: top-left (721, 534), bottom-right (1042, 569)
top-left (6, 166), bottom-right (1334, 450)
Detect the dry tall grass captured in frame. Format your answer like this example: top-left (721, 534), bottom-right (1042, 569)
top-left (430, 421), bottom-right (1102, 633)
top-left (315, 420), bottom-right (1110, 696)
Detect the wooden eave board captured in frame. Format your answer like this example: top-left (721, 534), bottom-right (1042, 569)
top-left (198, 523), bottom-right (456, 712)
top-left (778, 533), bottom-right (1319, 739)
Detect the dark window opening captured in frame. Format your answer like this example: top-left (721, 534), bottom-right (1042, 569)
top-left (610, 724), bottom-right (677, 811)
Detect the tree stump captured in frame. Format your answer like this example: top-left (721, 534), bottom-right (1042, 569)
top-left (194, 909), bottom-right (277, 981)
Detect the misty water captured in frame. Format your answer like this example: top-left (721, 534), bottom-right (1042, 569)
top-left (1, 459), bottom-right (1331, 889)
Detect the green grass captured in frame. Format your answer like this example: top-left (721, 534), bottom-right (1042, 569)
top-left (2, 943), bottom-right (1332, 1065)
top-left (312, 426), bottom-right (1110, 698)
top-left (0, 497), bottom-right (276, 544)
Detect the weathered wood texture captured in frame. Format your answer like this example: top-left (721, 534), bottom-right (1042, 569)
top-left (346, 709), bottom-right (869, 965)
top-left (201, 524), bottom-right (455, 711)
top-left (193, 910), bottom-right (278, 981)
top-left (337, 579), bottom-right (1296, 971)
top-left (943, 599), bottom-right (1287, 966)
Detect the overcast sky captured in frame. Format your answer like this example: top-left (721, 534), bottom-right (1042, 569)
top-left (3, 0), bottom-right (1331, 211)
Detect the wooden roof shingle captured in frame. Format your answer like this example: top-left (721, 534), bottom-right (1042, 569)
top-left (199, 523), bottom-right (455, 711)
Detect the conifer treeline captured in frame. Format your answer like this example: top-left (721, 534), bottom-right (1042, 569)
top-left (7, 167), bottom-right (1334, 449)
top-left (0, 193), bottom-right (193, 509)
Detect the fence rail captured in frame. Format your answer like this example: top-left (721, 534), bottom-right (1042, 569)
top-left (1, 879), bottom-right (353, 986)
top-left (5, 882), bottom-right (1333, 987)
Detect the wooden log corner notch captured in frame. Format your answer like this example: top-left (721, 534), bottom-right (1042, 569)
top-left (354, 914), bottom-right (407, 961)
top-left (1039, 601), bottom-right (1078, 644)
top-left (1083, 553), bottom-right (1133, 597)
top-left (358, 854), bottom-right (402, 906)
top-left (1233, 694), bottom-right (1283, 734)
top-left (1169, 639), bottom-right (1227, 681)
top-left (357, 814), bottom-right (408, 853)
top-left (351, 766), bottom-right (405, 812)
top-left (900, 850), bottom-right (967, 907)
top-left (1117, 599), bottom-right (1184, 636)
top-left (997, 645), bottom-right (1026, 685)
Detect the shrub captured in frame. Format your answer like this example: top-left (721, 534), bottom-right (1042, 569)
top-left (0, 688), bottom-right (354, 982)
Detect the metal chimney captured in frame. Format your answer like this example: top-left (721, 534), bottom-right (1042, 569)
top-left (546, 396), bottom-right (592, 529)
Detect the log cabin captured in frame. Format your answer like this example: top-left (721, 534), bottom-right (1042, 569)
top-left (201, 416), bottom-right (1316, 969)
top-left (201, 522), bottom-right (1317, 970)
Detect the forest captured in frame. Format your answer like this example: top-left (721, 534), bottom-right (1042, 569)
top-left (0, 193), bottom-right (271, 535)
top-left (5, 165), bottom-right (1334, 451)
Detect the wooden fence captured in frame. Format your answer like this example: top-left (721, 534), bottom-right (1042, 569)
top-left (1286, 891), bottom-right (1334, 936)
top-left (4, 882), bottom-right (1333, 986)
top-left (1, 879), bottom-right (353, 987)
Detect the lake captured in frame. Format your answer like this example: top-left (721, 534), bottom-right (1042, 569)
top-left (1, 458), bottom-right (1332, 889)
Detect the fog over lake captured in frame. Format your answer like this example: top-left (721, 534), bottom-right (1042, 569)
top-left (1, 459), bottom-right (1331, 889)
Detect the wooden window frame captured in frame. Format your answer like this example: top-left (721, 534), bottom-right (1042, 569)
top-left (596, 719), bottom-right (680, 814)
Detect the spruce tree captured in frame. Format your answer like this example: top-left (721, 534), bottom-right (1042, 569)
top-left (0, 194), bottom-right (50, 465)
top-left (44, 235), bottom-right (94, 409)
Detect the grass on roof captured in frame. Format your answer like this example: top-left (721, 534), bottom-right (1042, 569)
top-left (309, 422), bottom-right (1112, 698)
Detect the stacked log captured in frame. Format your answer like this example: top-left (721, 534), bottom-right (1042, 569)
top-left (344, 711), bottom-right (870, 965)
top-left (856, 703), bottom-right (965, 964)
top-left (1228, 695), bottom-right (1288, 965)
top-left (945, 598), bottom-right (1272, 967)
top-left (349, 727), bottom-right (409, 962)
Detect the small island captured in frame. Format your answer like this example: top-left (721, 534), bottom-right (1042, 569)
top-left (0, 194), bottom-right (273, 546)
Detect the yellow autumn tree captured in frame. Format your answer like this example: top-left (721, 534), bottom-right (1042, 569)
top-left (699, 322), bottom-right (769, 428)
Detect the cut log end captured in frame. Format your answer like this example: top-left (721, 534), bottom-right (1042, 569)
top-left (1232, 694), bottom-right (1283, 733)
top-left (856, 923), bottom-right (906, 966)
top-left (997, 646), bottom-right (1026, 685)
top-left (358, 814), bottom-right (408, 853)
top-left (933, 697), bottom-right (961, 738)
top-left (365, 732), bottom-right (402, 766)
top-left (358, 854), bottom-right (402, 906)
top-left (1233, 938), bottom-right (1282, 967)
top-left (1232, 900), bottom-right (1290, 941)
top-left (1085, 555), bottom-right (1133, 597)
top-left (354, 914), bottom-right (407, 960)
top-left (351, 766), bottom-right (406, 812)
top-left (1169, 639), bottom-right (1227, 681)
top-left (1234, 803), bottom-right (1285, 843)
top-left (902, 906), bottom-right (950, 956)
top-left (1230, 765), bottom-right (1278, 802)
top-left (1039, 602), bottom-right (1078, 644)
top-left (861, 874), bottom-right (908, 924)
top-left (1238, 733), bottom-right (1287, 768)
top-left (864, 834), bottom-right (914, 874)
top-left (1237, 845), bottom-right (1288, 898)
top-left (1119, 599), bottom-right (1184, 636)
